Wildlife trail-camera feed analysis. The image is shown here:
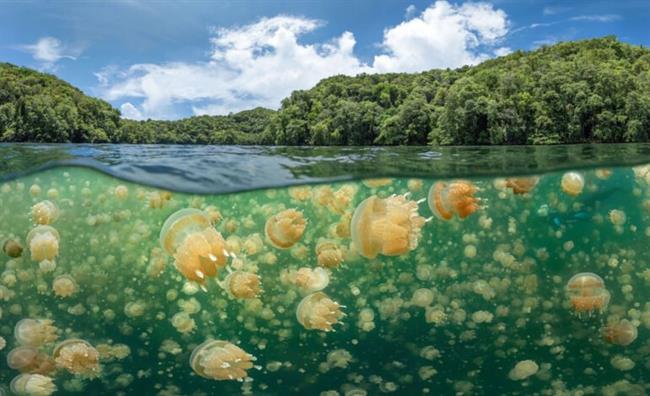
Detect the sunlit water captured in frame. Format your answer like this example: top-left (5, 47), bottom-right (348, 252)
top-left (0, 145), bottom-right (649, 396)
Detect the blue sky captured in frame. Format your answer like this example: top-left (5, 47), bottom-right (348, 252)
top-left (1, 0), bottom-right (648, 120)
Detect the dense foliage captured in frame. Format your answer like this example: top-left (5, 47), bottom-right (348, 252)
top-left (1, 37), bottom-right (649, 145)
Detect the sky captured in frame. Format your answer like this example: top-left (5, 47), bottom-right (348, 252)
top-left (1, 0), bottom-right (649, 120)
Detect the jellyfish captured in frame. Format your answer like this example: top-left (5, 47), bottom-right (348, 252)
top-left (316, 239), bottom-right (344, 269)
top-left (428, 180), bottom-right (480, 220)
top-left (6, 347), bottom-right (55, 374)
top-left (296, 291), bottom-right (344, 332)
top-left (222, 271), bottom-right (261, 299)
top-left (189, 340), bottom-right (255, 381)
top-left (14, 319), bottom-right (58, 347)
top-left (264, 209), bottom-right (306, 249)
top-left (602, 319), bottom-right (638, 346)
top-left (26, 226), bottom-right (59, 264)
top-left (351, 194), bottom-right (425, 259)
top-left (31, 201), bottom-right (59, 225)
top-left (171, 312), bottom-right (196, 334)
top-left (53, 339), bottom-right (101, 378)
top-left (159, 209), bottom-right (229, 285)
top-left (52, 275), bottom-right (77, 298)
top-left (609, 209), bottom-right (626, 226)
top-left (505, 176), bottom-right (539, 195)
top-left (10, 374), bottom-right (56, 396)
top-left (561, 172), bottom-right (584, 196)
top-left (114, 185), bottom-right (129, 200)
top-left (292, 267), bottom-right (330, 294)
top-left (3, 238), bottom-right (23, 258)
top-left (565, 272), bottom-right (610, 316)
top-left (508, 360), bottom-right (538, 381)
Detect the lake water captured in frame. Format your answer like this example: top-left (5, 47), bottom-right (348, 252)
top-left (0, 144), bottom-right (649, 396)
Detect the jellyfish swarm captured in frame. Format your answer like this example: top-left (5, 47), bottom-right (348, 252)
top-left (26, 226), bottom-right (60, 264)
top-left (52, 339), bottom-right (101, 378)
top-left (190, 340), bottom-right (255, 381)
top-left (160, 209), bottom-right (229, 285)
top-left (561, 172), bottom-right (585, 197)
top-left (14, 319), bottom-right (58, 347)
top-left (505, 177), bottom-right (539, 195)
top-left (351, 194), bottom-right (425, 259)
top-left (31, 201), bottom-right (59, 225)
top-left (602, 319), bottom-right (638, 346)
top-left (296, 292), bottom-right (344, 332)
top-left (223, 271), bottom-right (261, 299)
top-left (565, 273), bottom-right (610, 316)
top-left (265, 209), bottom-right (306, 249)
top-left (428, 180), bottom-right (479, 221)
top-left (10, 374), bottom-right (56, 396)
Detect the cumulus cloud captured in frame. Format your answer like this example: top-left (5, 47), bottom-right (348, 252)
top-left (22, 37), bottom-right (82, 68)
top-left (100, 1), bottom-right (510, 119)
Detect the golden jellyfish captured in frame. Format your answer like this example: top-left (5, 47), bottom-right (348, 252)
top-left (146, 190), bottom-right (172, 209)
top-left (189, 340), bottom-right (255, 381)
top-left (10, 374), bottom-right (57, 396)
top-left (602, 319), bottom-right (638, 346)
top-left (159, 209), bottom-right (229, 285)
top-left (14, 319), bottom-right (58, 347)
top-left (31, 201), bottom-right (59, 225)
top-left (6, 347), bottom-right (55, 374)
top-left (264, 209), bottom-right (306, 249)
top-left (52, 275), bottom-right (77, 298)
top-left (316, 239), bottom-right (344, 269)
top-left (428, 180), bottom-right (479, 220)
top-left (505, 176), bottom-right (539, 195)
top-left (351, 194), bottom-right (425, 259)
top-left (114, 185), bottom-right (129, 200)
top-left (292, 267), bottom-right (330, 294)
top-left (565, 272), bottom-right (610, 316)
top-left (560, 172), bottom-right (585, 196)
top-left (362, 178), bottom-right (393, 188)
top-left (53, 339), bottom-right (101, 378)
top-left (3, 238), bottom-right (23, 258)
top-left (222, 271), bottom-right (261, 299)
top-left (26, 226), bottom-right (59, 263)
top-left (609, 209), bottom-right (626, 226)
top-left (296, 291), bottom-right (344, 332)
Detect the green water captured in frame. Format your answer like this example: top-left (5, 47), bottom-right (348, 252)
top-left (0, 164), bottom-right (649, 396)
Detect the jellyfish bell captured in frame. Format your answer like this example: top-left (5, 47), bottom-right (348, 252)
top-left (7, 347), bottom-right (55, 375)
top-left (222, 271), bottom-right (261, 299)
top-left (52, 339), bottom-right (101, 378)
top-left (428, 180), bottom-right (480, 221)
top-left (52, 275), bottom-right (77, 298)
top-left (293, 267), bottom-right (330, 294)
top-left (160, 209), bottom-right (229, 285)
top-left (31, 201), bottom-right (59, 225)
top-left (26, 226), bottom-right (60, 263)
top-left (3, 238), bottom-right (23, 258)
top-left (505, 176), bottom-right (539, 195)
top-left (296, 291), bottom-right (344, 332)
top-left (561, 172), bottom-right (585, 197)
top-left (602, 319), bottom-right (638, 346)
top-left (316, 239), bottom-right (344, 269)
top-left (14, 319), bottom-right (58, 347)
top-left (10, 374), bottom-right (57, 396)
top-left (565, 272), bottom-right (610, 316)
top-left (189, 340), bottom-right (255, 381)
top-left (265, 209), bottom-right (306, 249)
top-left (351, 194), bottom-right (425, 259)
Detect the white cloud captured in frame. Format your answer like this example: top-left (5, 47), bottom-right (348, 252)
top-left (22, 37), bottom-right (82, 68)
top-left (570, 14), bottom-right (621, 22)
top-left (405, 5), bottom-right (418, 19)
top-left (101, 1), bottom-right (510, 119)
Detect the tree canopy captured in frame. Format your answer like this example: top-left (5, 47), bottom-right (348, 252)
top-left (2, 37), bottom-right (649, 145)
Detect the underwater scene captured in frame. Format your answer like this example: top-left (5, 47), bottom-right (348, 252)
top-left (1, 147), bottom-right (650, 396)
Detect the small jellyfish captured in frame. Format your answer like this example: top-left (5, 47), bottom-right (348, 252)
top-left (561, 172), bottom-right (584, 197)
top-left (609, 209), bottom-right (626, 226)
top-left (10, 374), bottom-right (57, 396)
top-left (52, 275), bottom-right (77, 298)
top-left (565, 272), bottom-right (610, 316)
top-left (31, 201), bottom-right (59, 225)
top-left (602, 319), bottom-right (638, 346)
top-left (316, 239), bottom-right (344, 269)
top-left (351, 194), bottom-right (425, 259)
top-left (114, 185), bottom-right (129, 200)
top-left (292, 267), bottom-right (330, 294)
top-left (265, 209), bottom-right (306, 249)
top-left (26, 226), bottom-right (59, 264)
top-left (6, 347), bottom-right (55, 374)
top-left (53, 339), bottom-right (101, 378)
top-left (296, 291), bottom-right (344, 332)
top-left (3, 238), bottom-right (23, 258)
top-left (189, 340), bottom-right (255, 381)
top-left (160, 209), bottom-right (229, 285)
top-left (222, 271), bottom-right (261, 299)
top-left (14, 319), bottom-right (58, 347)
top-left (428, 180), bottom-right (479, 220)
top-left (505, 176), bottom-right (539, 195)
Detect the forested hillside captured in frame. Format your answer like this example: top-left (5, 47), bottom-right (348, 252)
top-left (1, 37), bottom-right (649, 145)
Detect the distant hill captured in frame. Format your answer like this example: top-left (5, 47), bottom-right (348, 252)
top-left (1, 36), bottom-right (649, 145)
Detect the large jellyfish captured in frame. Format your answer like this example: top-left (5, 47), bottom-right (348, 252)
top-left (6, 347), bottom-right (55, 374)
top-left (561, 172), bottom-right (585, 196)
top-left (10, 374), bottom-right (56, 396)
top-left (565, 272), bottom-right (610, 316)
top-left (427, 180), bottom-right (479, 220)
top-left (31, 201), bottom-right (59, 225)
top-left (14, 319), bottom-right (58, 347)
top-left (296, 291), bottom-right (344, 332)
top-left (222, 271), bottom-right (261, 299)
top-left (189, 340), bottom-right (255, 381)
top-left (351, 194), bottom-right (425, 259)
top-left (26, 226), bottom-right (60, 264)
top-left (602, 319), bottom-right (638, 346)
top-left (52, 339), bottom-right (101, 378)
top-left (160, 209), bottom-right (229, 285)
top-left (265, 209), bottom-right (306, 249)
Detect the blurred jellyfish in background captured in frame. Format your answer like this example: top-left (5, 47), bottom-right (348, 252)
top-left (26, 226), bottom-right (60, 265)
top-left (505, 176), bottom-right (539, 195)
top-left (31, 201), bottom-right (59, 225)
top-left (602, 319), bottom-right (638, 346)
